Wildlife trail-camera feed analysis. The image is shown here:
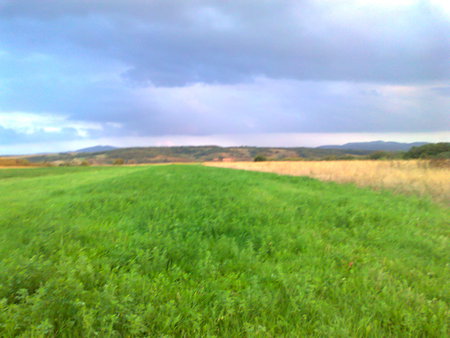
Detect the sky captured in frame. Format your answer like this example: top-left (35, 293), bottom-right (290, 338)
top-left (0, 0), bottom-right (449, 154)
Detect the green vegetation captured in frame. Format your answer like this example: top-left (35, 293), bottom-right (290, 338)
top-left (113, 158), bottom-right (125, 165)
top-left (0, 165), bottom-right (448, 336)
top-left (368, 151), bottom-right (397, 160)
top-left (253, 154), bottom-right (267, 162)
top-left (405, 142), bottom-right (450, 159)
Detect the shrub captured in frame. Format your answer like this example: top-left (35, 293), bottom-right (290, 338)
top-left (369, 151), bottom-right (388, 160)
top-left (254, 155), bottom-right (267, 162)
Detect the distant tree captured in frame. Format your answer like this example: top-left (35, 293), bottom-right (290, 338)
top-left (404, 143), bottom-right (450, 159)
top-left (254, 155), bottom-right (267, 162)
top-left (113, 158), bottom-right (125, 165)
top-left (369, 151), bottom-right (388, 160)
top-left (80, 160), bottom-right (90, 166)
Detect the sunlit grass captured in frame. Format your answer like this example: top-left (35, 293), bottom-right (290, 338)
top-left (0, 165), bottom-right (448, 336)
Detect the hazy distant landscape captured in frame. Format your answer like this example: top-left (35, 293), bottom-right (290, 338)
top-left (20, 145), bottom-right (374, 165)
top-left (318, 141), bottom-right (428, 151)
top-left (3, 141), bottom-right (443, 166)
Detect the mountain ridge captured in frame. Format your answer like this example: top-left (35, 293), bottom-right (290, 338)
top-left (318, 141), bottom-right (428, 151)
top-left (25, 145), bottom-right (372, 164)
top-left (74, 145), bottom-right (118, 153)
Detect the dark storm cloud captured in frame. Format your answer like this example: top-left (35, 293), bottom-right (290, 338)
top-left (1, 0), bottom-right (449, 85)
top-left (0, 0), bottom-right (449, 148)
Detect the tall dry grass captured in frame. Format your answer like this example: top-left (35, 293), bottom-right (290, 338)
top-left (206, 160), bottom-right (450, 205)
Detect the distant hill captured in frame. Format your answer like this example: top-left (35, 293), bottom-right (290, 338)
top-left (318, 141), bottom-right (428, 151)
top-left (25, 146), bottom-right (374, 165)
top-left (75, 145), bottom-right (118, 153)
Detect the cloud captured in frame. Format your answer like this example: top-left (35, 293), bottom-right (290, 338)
top-left (0, 112), bottom-right (102, 134)
top-left (0, 0), bottom-right (448, 151)
top-left (0, 112), bottom-right (120, 144)
top-left (122, 78), bottom-right (450, 135)
top-left (1, 0), bottom-right (448, 86)
top-left (0, 76), bottom-right (448, 142)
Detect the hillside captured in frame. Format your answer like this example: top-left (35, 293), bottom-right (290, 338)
top-left (318, 141), bottom-right (428, 151)
top-left (75, 145), bottom-right (118, 153)
top-left (24, 146), bottom-right (373, 165)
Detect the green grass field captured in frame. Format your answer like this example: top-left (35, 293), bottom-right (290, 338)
top-left (0, 165), bottom-right (448, 336)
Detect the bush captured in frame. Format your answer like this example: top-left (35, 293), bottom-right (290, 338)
top-left (369, 151), bottom-right (388, 160)
top-left (254, 155), bottom-right (267, 162)
top-left (113, 158), bottom-right (125, 165)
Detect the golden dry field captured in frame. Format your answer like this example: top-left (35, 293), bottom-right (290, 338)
top-left (205, 160), bottom-right (450, 205)
top-left (0, 157), bottom-right (40, 168)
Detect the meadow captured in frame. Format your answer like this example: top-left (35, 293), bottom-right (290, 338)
top-left (206, 160), bottom-right (450, 205)
top-left (0, 165), bottom-right (448, 336)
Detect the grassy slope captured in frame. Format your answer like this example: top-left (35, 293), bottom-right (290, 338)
top-left (0, 165), bottom-right (448, 336)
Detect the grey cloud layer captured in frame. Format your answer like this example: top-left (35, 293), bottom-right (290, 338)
top-left (1, 0), bottom-right (449, 85)
top-left (122, 79), bottom-right (450, 135)
top-left (0, 0), bottom-right (448, 145)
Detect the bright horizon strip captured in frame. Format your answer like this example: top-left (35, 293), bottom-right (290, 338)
top-left (1, 131), bottom-right (449, 156)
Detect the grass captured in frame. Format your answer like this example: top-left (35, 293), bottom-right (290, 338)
top-left (0, 165), bottom-right (448, 336)
top-left (206, 160), bottom-right (450, 205)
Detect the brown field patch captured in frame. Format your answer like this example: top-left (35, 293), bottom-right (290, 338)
top-left (0, 157), bottom-right (44, 168)
top-left (205, 160), bottom-right (450, 205)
